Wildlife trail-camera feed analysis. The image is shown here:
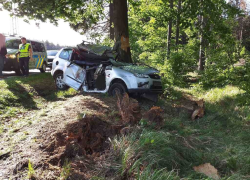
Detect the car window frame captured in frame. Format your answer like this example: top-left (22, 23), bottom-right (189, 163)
top-left (59, 49), bottom-right (73, 61)
top-left (39, 43), bottom-right (46, 52)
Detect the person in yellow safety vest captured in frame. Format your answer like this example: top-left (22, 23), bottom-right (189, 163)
top-left (16, 37), bottom-right (33, 77)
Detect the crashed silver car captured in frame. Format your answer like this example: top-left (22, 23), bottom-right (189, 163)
top-left (51, 44), bottom-right (162, 99)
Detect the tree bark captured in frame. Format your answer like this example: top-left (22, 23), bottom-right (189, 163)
top-left (109, 0), bottom-right (114, 40)
top-left (198, 15), bottom-right (206, 71)
top-left (176, 0), bottom-right (182, 51)
top-left (167, 0), bottom-right (173, 58)
top-left (113, 0), bottom-right (132, 63)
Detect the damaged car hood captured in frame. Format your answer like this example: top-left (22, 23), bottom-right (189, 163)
top-left (120, 65), bottom-right (159, 75)
top-left (111, 60), bottom-right (159, 75)
top-left (76, 43), bottom-right (159, 75)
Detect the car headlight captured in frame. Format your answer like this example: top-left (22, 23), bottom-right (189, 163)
top-left (7, 54), bottom-right (16, 59)
top-left (134, 73), bottom-right (149, 78)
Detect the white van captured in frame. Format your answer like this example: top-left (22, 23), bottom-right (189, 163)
top-left (4, 36), bottom-right (48, 74)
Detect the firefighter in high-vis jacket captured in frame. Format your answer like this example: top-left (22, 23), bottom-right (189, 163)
top-left (16, 37), bottom-right (33, 77)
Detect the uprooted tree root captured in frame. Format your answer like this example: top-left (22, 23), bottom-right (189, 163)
top-left (36, 115), bottom-right (126, 179)
top-left (9, 94), bottom-right (164, 179)
top-left (44, 116), bottom-right (122, 164)
top-left (117, 93), bottom-right (142, 125)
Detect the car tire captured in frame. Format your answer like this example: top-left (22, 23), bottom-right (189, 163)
top-left (40, 63), bottom-right (46, 73)
top-left (54, 73), bottom-right (69, 90)
top-left (108, 82), bottom-right (127, 96)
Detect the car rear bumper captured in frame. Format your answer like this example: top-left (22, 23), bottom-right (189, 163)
top-left (3, 58), bottom-right (19, 71)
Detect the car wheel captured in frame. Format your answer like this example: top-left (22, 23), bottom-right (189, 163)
top-left (109, 83), bottom-right (127, 96)
top-left (40, 63), bottom-right (46, 73)
top-left (55, 73), bottom-right (69, 90)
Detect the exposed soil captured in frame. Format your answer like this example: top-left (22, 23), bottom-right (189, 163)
top-left (0, 93), bottom-right (153, 180)
top-left (0, 95), bottom-right (126, 179)
top-left (40, 115), bottom-right (124, 180)
top-left (0, 90), bottom-right (184, 180)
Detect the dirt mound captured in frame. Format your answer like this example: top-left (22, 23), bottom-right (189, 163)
top-left (43, 116), bottom-right (123, 168)
top-left (1, 94), bottom-right (148, 179)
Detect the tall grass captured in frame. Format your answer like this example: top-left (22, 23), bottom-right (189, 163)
top-left (111, 85), bottom-right (250, 179)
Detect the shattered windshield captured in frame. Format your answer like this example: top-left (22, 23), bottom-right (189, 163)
top-left (77, 43), bottom-right (112, 55)
top-left (110, 60), bottom-right (131, 67)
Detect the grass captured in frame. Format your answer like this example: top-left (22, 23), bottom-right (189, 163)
top-left (27, 160), bottom-right (35, 179)
top-left (0, 73), bottom-right (78, 157)
top-left (1, 73), bottom-right (250, 179)
top-left (0, 73), bottom-right (78, 121)
top-left (110, 85), bottom-right (250, 179)
top-left (60, 159), bottom-right (71, 180)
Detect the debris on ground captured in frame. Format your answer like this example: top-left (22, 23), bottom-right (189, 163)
top-left (193, 163), bottom-right (220, 180)
top-left (173, 94), bottom-right (205, 120)
top-left (0, 94), bottom-right (163, 179)
top-left (35, 115), bottom-right (124, 179)
top-left (117, 93), bottom-right (142, 125)
top-left (143, 106), bottom-right (164, 128)
top-left (45, 116), bottom-right (121, 166)
top-left (191, 99), bottom-right (205, 120)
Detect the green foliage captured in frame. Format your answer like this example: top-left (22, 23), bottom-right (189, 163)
top-left (27, 160), bottom-right (35, 179)
top-left (0, 0), bottom-right (109, 34)
top-left (112, 85), bottom-right (250, 179)
top-left (161, 44), bottom-right (198, 87)
top-left (60, 159), bottom-right (71, 180)
top-left (128, 0), bottom-right (240, 89)
top-left (137, 167), bottom-right (179, 180)
top-left (236, 60), bottom-right (250, 104)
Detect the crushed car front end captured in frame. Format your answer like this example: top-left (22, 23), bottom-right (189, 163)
top-left (127, 73), bottom-right (162, 94)
top-left (108, 61), bottom-right (163, 96)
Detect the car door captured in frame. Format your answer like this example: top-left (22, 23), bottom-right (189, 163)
top-left (61, 50), bottom-right (86, 90)
top-left (30, 41), bottom-right (41, 69)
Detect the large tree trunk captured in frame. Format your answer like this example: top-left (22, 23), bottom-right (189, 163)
top-left (176, 0), bottom-right (182, 51)
top-left (109, 0), bottom-right (114, 40)
top-left (113, 0), bottom-right (132, 63)
top-left (198, 15), bottom-right (206, 71)
top-left (167, 0), bottom-right (173, 58)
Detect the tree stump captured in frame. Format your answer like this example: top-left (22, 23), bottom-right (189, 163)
top-left (116, 93), bottom-right (142, 125)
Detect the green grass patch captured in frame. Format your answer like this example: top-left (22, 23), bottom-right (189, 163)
top-left (0, 73), bottom-right (77, 120)
top-left (112, 85), bottom-right (250, 179)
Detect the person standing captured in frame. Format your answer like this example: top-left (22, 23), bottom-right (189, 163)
top-left (17, 37), bottom-right (33, 77)
top-left (0, 33), bottom-right (7, 79)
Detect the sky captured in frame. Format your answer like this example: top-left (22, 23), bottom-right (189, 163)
top-left (0, 10), bottom-right (88, 46)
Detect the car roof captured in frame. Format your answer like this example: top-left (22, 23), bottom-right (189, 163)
top-left (5, 36), bottom-right (44, 44)
top-left (63, 47), bottom-right (75, 50)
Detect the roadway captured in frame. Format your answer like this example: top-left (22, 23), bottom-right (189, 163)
top-left (0, 68), bottom-right (51, 80)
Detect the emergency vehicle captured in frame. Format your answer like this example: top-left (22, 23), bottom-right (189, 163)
top-left (4, 36), bottom-right (48, 74)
